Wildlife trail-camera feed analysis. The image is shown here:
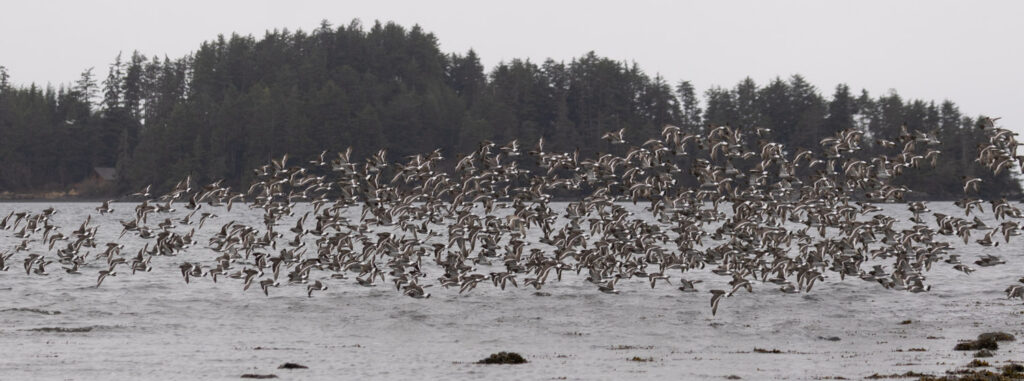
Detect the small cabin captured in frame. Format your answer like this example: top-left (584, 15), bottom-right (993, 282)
top-left (92, 167), bottom-right (117, 183)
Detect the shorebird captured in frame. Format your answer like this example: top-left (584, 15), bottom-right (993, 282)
top-left (598, 278), bottom-right (621, 294)
top-left (63, 262), bottom-right (82, 275)
top-left (96, 267), bottom-right (116, 288)
top-left (2, 122), bottom-right (1022, 317)
top-left (23, 254), bottom-right (42, 275)
top-left (132, 185), bottom-right (152, 198)
top-left (96, 200), bottom-right (114, 215)
top-left (32, 259), bottom-right (52, 276)
top-left (1006, 285), bottom-right (1024, 301)
top-left (179, 262), bottom-right (202, 284)
top-left (242, 268), bottom-right (262, 291)
top-left (602, 128), bottom-right (626, 145)
top-left (648, 272), bottom-right (671, 288)
top-left (677, 278), bottom-right (701, 292)
top-left (259, 279), bottom-right (280, 296)
top-left (779, 282), bottom-right (799, 294)
top-left (307, 280), bottom-right (327, 297)
top-left (975, 255), bottom-right (1005, 267)
top-left (403, 282), bottom-right (431, 298)
top-left (710, 290), bottom-right (726, 316)
top-left (0, 251), bottom-right (12, 271)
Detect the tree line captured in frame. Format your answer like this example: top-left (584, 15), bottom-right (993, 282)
top-left (0, 19), bottom-right (1017, 199)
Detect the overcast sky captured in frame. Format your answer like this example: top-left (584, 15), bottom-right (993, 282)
top-left (3, 0), bottom-right (1021, 133)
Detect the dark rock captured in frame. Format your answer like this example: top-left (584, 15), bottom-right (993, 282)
top-left (953, 332), bottom-right (1013, 352)
top-left (478, 351), bottom-right (527, 364)
top-left (978, 332), bottom-right (1016, 342)
top-left (240, 374), bottom-right (278, 379)
top-left (277, 362), bottom-right (308, 369)
top-left (954, 339), bottom-right (998, 351)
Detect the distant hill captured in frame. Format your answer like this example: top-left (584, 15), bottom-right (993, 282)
top-left (0, 19), bottom-right (1017, 199)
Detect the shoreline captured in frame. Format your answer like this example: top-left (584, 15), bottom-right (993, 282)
top-left (0, 193), bottom-right (997, 203)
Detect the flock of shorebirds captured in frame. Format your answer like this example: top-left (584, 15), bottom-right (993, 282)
top-left (1, 118), bottom-right (1023, 315)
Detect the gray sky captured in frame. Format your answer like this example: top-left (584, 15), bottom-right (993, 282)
top-left (3, 0), bottom-right (1022, 133)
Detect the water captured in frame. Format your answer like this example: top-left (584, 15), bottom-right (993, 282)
top-left (0, 202), bottom-right (1021, 380)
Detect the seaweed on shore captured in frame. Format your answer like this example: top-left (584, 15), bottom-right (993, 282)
top-left (974, 350), bottom-right (994, 358)
top-left (915, 362), bottom-right (1024, 380)
top-left (609, 345), bottom-right (654, 350)
top-left (966, 360), bottom-right (990, 368)
top-left (864, 371), bottom-right (931, 379)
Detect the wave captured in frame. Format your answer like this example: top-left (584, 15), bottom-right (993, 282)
top-left (25, 326), bottom-right (93, 333)
top-left (23, 324), bottom-right (122, 333)
top-left (1, 307), bottom-right (61, 315)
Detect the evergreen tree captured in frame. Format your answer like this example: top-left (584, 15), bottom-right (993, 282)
top-left (0, 65), bottom-right (11, 92)
top-left (733, 77), bottom-right (761, 130)
top-left (72, 68), bottom-right (98, 108)
top-left (824, 83), bottom-right (856, 136)
top-left (675, 80), bottom-right (701, 132)
top-left (703, 86), bottom-right (736, 129)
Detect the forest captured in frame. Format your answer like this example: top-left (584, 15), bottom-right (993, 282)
top-left (0, 19), bottom-right (1017, 199)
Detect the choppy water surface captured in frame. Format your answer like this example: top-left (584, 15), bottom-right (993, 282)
top-left (0, 202), bottom-right (1021, 380)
